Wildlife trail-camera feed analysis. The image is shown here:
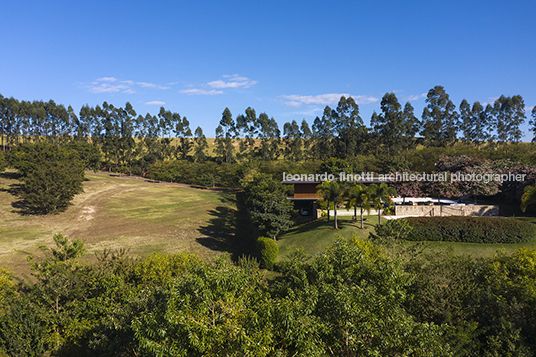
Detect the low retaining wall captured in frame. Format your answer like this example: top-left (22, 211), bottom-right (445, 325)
top-left (395, 204), bottom-right (499, 217)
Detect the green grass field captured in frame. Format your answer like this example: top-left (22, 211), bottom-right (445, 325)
top-left (0, 170), bottom-right (250, 276)
top-left (277, 214), bottom-right (536, 261)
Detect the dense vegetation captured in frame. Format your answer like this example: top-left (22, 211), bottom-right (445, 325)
top-left (2, 235), bottom-right (536, 356)
top-left (405, 216), bottom-right (536, 243)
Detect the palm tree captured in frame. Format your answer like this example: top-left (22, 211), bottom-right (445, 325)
top-left (369, 182), bottom-right (396, 226)
top-left (317, 180), bottom-right (345, 229)
top-left (346, 184), bottom-right (371, 229)
top-left (521, 185), bottom-right (536, 212)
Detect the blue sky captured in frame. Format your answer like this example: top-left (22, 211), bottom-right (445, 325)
top-left (1, 0), bottom-right (535, 139)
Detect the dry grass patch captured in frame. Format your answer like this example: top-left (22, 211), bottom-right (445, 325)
top-left (0, 171), bottom-right (240, 277)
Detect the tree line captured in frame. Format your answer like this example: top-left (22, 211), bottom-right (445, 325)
top-left (2, 86), bottom-right (536, 173)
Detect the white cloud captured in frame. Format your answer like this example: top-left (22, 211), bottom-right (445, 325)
top-left (145, 100), bottom-right (166, 106)
top-left (88, 83), bottom-right (131, 93)
top-left (405, 93), bottom-right (427, 101)
top-left (179, 88), bottom-right (224, 95)
top-left (96, 77), bottom-right (117, 82)
top-left (280, 93), bottom-right (379, 107)
top-left (86, 77), bottom-right (171, 94)
top-left (526, 106), bottom-right (534, 112)
top-left (179, 74), bottom-right (257, 96)
top-left (283, 101), bottom-right (302, 108)
top-left (207, 74), bottom-right (257, 89)
top-left (137, 82), bottom-right (171, 90)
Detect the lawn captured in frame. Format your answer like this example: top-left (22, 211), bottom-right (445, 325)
top-left (277, 215), bottom-right (380, 260)
top-left (0, 171), bottom-right (250, 277)
top-left (277, 213), bottom-right (536, 261)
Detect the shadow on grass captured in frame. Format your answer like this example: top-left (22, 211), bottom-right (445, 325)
top-left (0, 172), bottom-right (66, 215)
top-left (196, 192), bottom-right (256, 261)
top-left (287, 216), bottom-right (375, 235)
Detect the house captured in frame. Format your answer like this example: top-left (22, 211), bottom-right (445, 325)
top-left (282, 180), bottom-right (321, 218)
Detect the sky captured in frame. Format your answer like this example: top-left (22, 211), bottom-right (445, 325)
top-left (1, 0), bottom-right (535, 140)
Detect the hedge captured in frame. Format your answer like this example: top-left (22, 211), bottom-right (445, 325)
top-left (256, 237), bottom-right (279, 270)
top-left (405, 216), bottom-right (536, 244)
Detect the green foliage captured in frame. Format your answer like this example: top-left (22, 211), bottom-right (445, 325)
top-left (132, 251), bottom-right (201, 285)
top-left (370, 218), bottom-right (414, 257)
top-left (65, 140), bottom-right (102, 172)
top-left (521, 185), bottom-right (536, 213)
top-left (277, 236), bottom-right (451, 356)
top-left (368, 182), bottom-right (396, 225)
top-left (242, 173), bottom-right (294, 239)
top-left (406, 216), bottom-right (536, 244)
top-left (132, 257), bottom-right (273, 357)
top-left (12, 142), bottom-right (85, 214)
top-left (317, 180), bottom-right (346, 229)
top-left (0, 151), bottom-right (6, 172)
top-left (256, 236), bottom-right (279, 270)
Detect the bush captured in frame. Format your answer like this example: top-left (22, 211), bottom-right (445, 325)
top-left (405, 216), bottom-right (536, 244)
top-left (12, 142), bottom-right (85, 214)
top-left (0, 151), bottom-right (6, 172)
top-left (256, 237), bottom-right (278, 269)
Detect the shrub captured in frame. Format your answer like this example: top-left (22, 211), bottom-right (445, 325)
top-left (256, 237), bottom-right (278, 270)
top-left (405, 216), bottom-right (536, 244)
top-left (0, 151), bottom-right (6, 172)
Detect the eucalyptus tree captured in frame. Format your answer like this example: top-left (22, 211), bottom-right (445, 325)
top-left (374, 92), bottom-right (405, 156)
top-left (300, 119), bottom-right (312, 158)
top-left (493, 95), bottom-right (526, 144)
top-left (401, 101), bottom-right (420, 150)
top-left (460, 99), bottom-right (492, 144)
top-left (421, 86), bottom-right (459, 146)
top-left (333, 96), bottom-right (366, 158)
top-left (0, 96), bottom-right (21, 149)
top-left (530, 107), bottom-right (536, 143)
top-left (235, 107), bottom-right (257, 159)
top-left (215, 107), bottom-right (236, 164)
top-left (312, 106), bottom-right (335, 160)
top-left (177, 115), bottom-right (193, 160)
top-left (117, 102), bottom-right (136, 172)
top-left (193, 126), bottom-right (208, 163)
top-left (283, 119), bottom-right (303, 161)
top-left (256, 112), bottom-right (280, 161)
top-left (157, 106), bottom-right (174, 159)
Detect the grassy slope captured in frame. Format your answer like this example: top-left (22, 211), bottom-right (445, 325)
top-left (277, 214), bottom-right (536, 261)
top-left (0, 171), bottom-right (248, 276)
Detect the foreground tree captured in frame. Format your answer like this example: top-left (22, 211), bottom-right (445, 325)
top-left (12, 142), bottom-right (85, 214)
top-left (242, 173), bottom-right (294, 240)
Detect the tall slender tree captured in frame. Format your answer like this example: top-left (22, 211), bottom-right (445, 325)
top-left (421, 86), bottom-right (459, 146)
top-left (215, 107), bottom-right (235, 163)
top-left (193, 126), bottom-right (208, 163)
top-left (530, 106), bottom-right (536, 143)
top-left (333, 96), bottom-right (366, 158)
top-left (493, 95), bottom-right (526, 143)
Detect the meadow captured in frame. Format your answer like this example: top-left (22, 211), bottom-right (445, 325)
top-left (0, 170), bottom-right (250, 276)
